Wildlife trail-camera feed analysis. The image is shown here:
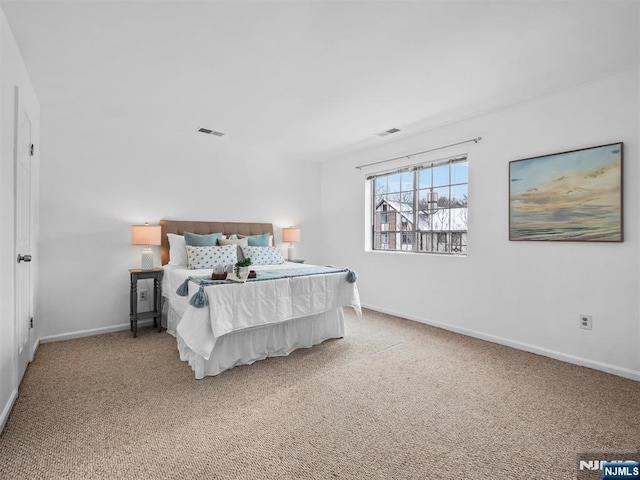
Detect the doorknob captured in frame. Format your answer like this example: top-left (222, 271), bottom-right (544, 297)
top-left (17, 254), bottom-right (32, 263)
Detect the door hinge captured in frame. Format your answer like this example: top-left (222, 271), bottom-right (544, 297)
top-left (30, 144), bottom-right (34, 156)
top-left (30, 317), bottom-right (33, 329)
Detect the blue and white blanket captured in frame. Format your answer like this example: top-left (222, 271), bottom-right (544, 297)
top-left (177, 265), bottom-right (358, 308)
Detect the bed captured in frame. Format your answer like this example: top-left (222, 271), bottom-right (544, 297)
top-left (160, 220), bottom-right (361, 379)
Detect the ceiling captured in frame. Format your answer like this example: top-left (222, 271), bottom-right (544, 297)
top-left (2, 0), bottom-right (639, 162)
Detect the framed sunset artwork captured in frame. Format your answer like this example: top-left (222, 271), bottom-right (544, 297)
top-left (509, 142), bottom-right (623, 242)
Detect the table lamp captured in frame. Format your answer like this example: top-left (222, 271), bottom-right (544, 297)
top-left (131, 222), bottom-right (161, 270)
top-left (282, 227), bottom-right (300, 261)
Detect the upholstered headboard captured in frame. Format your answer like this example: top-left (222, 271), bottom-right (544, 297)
top-left (160, 220), bottom-right (275, 266)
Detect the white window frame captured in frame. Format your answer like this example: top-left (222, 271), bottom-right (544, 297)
top-left (369, 155), bottom-right (468, 255)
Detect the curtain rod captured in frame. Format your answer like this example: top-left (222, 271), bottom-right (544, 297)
top-left (365, 154), bottom-right (468, 180)
top-left (355, 136), bottom-right (482, 170)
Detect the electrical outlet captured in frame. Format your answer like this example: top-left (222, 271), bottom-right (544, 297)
top-left (579, 314), bottom-right (592, 330)
top-left (138, 290), bottom-right (148, 302)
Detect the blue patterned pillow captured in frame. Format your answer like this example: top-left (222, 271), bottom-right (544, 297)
top-left (240, 246), bottom-right (285, 265)
top-left (184, 231), bottom-right (224, 246)
top-left (186, 245), bottom-right (238, 270)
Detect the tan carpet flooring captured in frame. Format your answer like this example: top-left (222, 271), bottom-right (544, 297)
top-left (0, 309), bottom-right (638, 479)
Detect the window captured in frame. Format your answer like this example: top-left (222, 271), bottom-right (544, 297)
top-left (401, 233), bottom-right (412, 250)
top-left (380, 232), bottom-right (389, 249)
top-left (371, 156), bottom-right (468, 255)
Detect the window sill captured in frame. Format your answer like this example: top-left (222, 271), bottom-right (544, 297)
top-left (365, 249), bottom-right (467, 258)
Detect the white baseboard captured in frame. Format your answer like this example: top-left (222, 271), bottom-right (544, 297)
top-left (0, 388), bottom-right (18, 435)
top-left (39, 319), bottom-right (155, 344)
top-left (362, 304), bottom-right (640, 382)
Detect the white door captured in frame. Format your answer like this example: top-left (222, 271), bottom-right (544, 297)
top-left (15, 92), bottom-right (33, 383)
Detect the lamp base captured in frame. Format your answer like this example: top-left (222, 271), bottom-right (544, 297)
top-left (287, 244), bottom-right (296, 261)
top-left (141, 247), bottom-right (154, 270)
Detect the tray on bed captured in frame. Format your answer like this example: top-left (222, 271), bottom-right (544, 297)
top-left (211, 270), bottom-right (257, 280)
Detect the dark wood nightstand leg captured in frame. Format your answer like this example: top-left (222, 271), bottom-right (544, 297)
top-left (152, 278), bottom-right (156, 328)
top-left (152, 276), bottom-right (157, 328)
top-left (154, 277), bottom-right (161, 332)
top-left (130, 273), bottom-right (138, 338)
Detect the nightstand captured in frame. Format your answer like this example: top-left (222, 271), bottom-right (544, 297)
top-left (289, 259), bottom-right (305, 264)
top-left (129, 268), bottom-right (163, 338)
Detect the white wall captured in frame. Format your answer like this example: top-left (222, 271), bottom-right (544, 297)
top-left (0, 6), bottom-right (40, 431)
top-left (38, 110), bottom-right (322, 339)
top-left (320, 69), bottom-right (640, 380)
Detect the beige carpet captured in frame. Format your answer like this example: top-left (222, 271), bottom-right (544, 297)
top-left (1, 308), bottom-right (638, 479)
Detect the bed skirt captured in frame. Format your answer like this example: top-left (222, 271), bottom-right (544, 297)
top-left (171, 307), bottom-right (345, 379)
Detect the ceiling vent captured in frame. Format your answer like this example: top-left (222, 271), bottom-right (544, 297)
top-left (377, 127), bottom-right (401, 137)
top-left (198, 128), bottom-right (225, 137)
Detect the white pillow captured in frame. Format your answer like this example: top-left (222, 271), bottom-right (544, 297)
top-left (218, 237), bottom-right (249, 261)
top-left (240, 246), bottom-right (285, 266)
top-left (167, 234), bottom-right (187, 267)
top-left (218, 237), bottom-right (248, 247)
top-left (186, 245), bottom-right (238, 270)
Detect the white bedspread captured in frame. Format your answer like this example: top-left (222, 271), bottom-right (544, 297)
top-left (163, 263), bottom-right (361, 360)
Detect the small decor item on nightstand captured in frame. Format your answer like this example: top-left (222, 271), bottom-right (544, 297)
top-left (282, 227), bottom-right (301, 261)
top-left (131, 222), bottom-right (161, 270)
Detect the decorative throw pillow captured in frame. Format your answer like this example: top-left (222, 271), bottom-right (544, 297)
top-left (186, 245), bottom-right (238, 270)
top-left (237, 233), bottom-right (272, 247)
top-left (218, 237), bottom-right (249, 261)
top-left (248, 232), bottom-right (271, 247)
top-left (218, 237), bottom-right (248, 247)
top-left (240, 246), bottom-right (285, 266)
top-left (184, 231), bottom-right (224, 247)
top-left (167, 233), bottom-right (188, 267)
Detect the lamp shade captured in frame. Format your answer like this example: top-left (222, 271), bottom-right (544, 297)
top-left (131, 224), bottom-right (161, 246)
top-left (282, 227), bottom-right (300, 243)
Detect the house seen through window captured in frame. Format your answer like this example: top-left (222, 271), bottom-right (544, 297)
top-left (371, 156), bottom-right (468, 255)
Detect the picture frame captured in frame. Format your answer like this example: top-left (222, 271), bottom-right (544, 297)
top-left (509, 142), bottom-right (623, 242)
